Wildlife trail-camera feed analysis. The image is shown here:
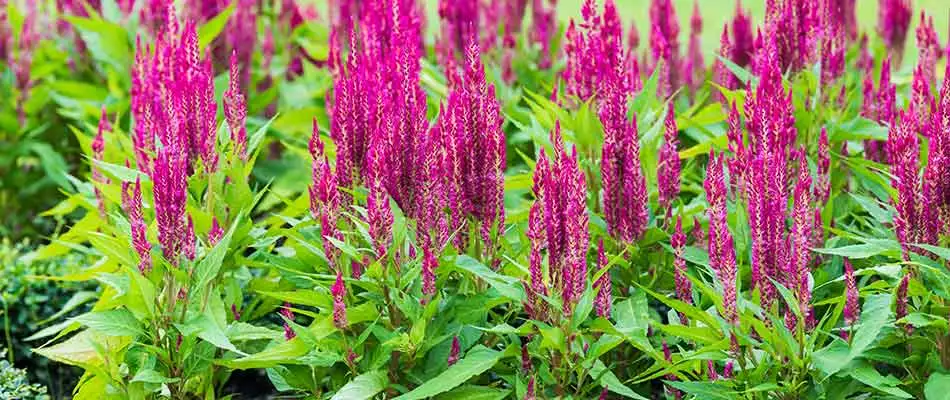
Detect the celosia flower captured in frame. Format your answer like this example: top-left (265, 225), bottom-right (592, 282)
top-left (599, 387), bottom-right (609, 400)
top-left (422, 243), bottom-right (437, 301)
top-left (439, 43), bottom-right (506, 252)
top-left (280, 302), bottom-right (296, 340)
top-left (332, 272), bottom-right (348, 329)
top-left (662, 340), bottom-right (681, 399)
top-left (447, 336), bottom-right (460, 366)
top-left (877, 0), bottom-right (912, 65)
top-left (600, 81), bottom-right (648, 243)
top-left (563, 0), bottom-right (625, 102)
top-left (684, 1), bottom-right (704, 95)
top-left (183, 215), bottom-right (196, 261)
top-left (649, 0), bottom-right (681, 97)
top-left (524, 376), bottom-right (536, 400)
top-left (714, 26), bottom-right (738, 104)
top-left (533, 123), bottom-right (590, 317)
top-left (153, 144), bottom-right (188, 264)
top-left (521, 343), bottom-right (531, 373)
top-left (889, 110), bottom-right (938, 258)
top-left (730, 1), bottom-right (754, 68)
top-left (705, 151), bottom-right (738, 327)
top-left (658, 104), bottom-right (681, 211)
top-left (843, 258), bottom-right (859, 330)
top-left (707, 360), bottom-right (719, 380)
top-left (223, 51), bottom-right (248, 161)
top-left (438, 0), bottom-right (480, 58)
top-left (366, 140), bottom-right (393, 258)
top-left (128, 178), bottom-right (151, 273)
top-left (672, 216), bottom-right (693, 324)
top-left (723, 361), bottom-right (734, 378)
top-left (309, 122), bottom-right (343, 263)
top-left (790, 154), bottom-right (814, 328)
top-left (208, 217), bottom-right (224, 245)
top-left (816, 128), bottom-right (831, 203)
top-left (896, 273), bottom-right (911, 333)
top-left (92, 107), bottom-right (111, 218)
top-left (531, 0), bottom-right (557, 69)
top-left (594, 240), bottom-right (612, 318)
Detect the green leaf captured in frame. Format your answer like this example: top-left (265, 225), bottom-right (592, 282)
top-left (665, 381), bottom-right (737, 400)
top-left (849, 362), bottom-right (912, 398)
top-left (814, 294), bottom-right (892, 376)
top-left (73, 309), bottom-right (144, 337)
top-left (131, 368), bottom-right (180, 384)
top-left (176, 315), bottom-right (242, 355)
top-left (330, 370), bottom-right (389, 400)
top-left (925, 372), bottom-right (950, 400)
top-left (812, 243), bottom-right (893, 259)
top-left (33, 330), bottom-right (129, 367)
top-left (590, 359), bottom-right (649, 399)
top-left (453, 256), bottom-right (523, 301)
top-left (197, 5), bottom-right (234, 49)
top-left (192, 212), bottom-right (241, 293)
top-left (65, 16), bottom-right (131, 69)
top-left (433, 385), bottom-right (511, 400)
top-left (393, 345), bottom-right (503, 400)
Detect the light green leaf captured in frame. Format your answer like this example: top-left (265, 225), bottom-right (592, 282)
top-left (850, 362), bottom-right (912, 398)
top-left (812, 243), bottom-right (894, 259)
top-left (590, 359), bottom-right (649, 399)
top-left (393, 345), bottom-right (503, 400)
top-left (176, 315), bottom-right (242, 355)
top-left (192, 212), bottom-right (241, 293)
top-left (454, 256), bottom-right (523, 301)
top-left (73, 309), bottom-right (144, 337)
top-left (131, 368), bottom-right (180, 384)
top-left (433, 385), bottom-right (511, 400)
top-left (197, 5), bottom-right (234, 49)
top-left (814, 294), bottom-right (892, 376)
top-left (330, 370), bottom-right (389, 400)
top-left (925, 372), bottom-right (950, 400)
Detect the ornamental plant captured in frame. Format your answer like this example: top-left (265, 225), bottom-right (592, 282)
top-left (6, 0), bottom-right (950, 399)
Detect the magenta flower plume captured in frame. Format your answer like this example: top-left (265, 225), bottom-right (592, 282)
top-left (92, 107), bottom-right (111, 217)
top-left (332, 272), bottom-right (348, 329)
top-left (723, 361), bottom-right (734, 379)
top-left (532, 123), bottom-right (590, 318)
top-left (658, 104), bottom-right (681, 211)
top-left (183, 215), bottom-right (196, 261)
top-left (530, 0), bottom-right (557, 69)
top-left (280, 303), bottom-right (296, 340)
top-left (790, 155), bottom-right (814, 328)
top-left (707, 360), bottom-right (720, 380)
top-left (308, 123), bottom-right (343, 263)
top-left (524, 202), bottom-right (549, 320)
top-left (224, 51), bottom-right (249, 161)
top-left (524, 376), bottom-right (536, 400)
top-left (926, 62), bottom-right (950, 235)
top-left (705, 152), bottom-right (738, 327)
top-left (730, 1), bottom-right (754, 68)
top-left (438, 43), bottom-right (506, 252)
top-left (864, 56), bottom-right (897, 162)
top-left (662, 340), bottom-right (681, 399)
top-left (438, 0), bottom-right (480, 59)
top-left (366, 140), bottom-right (394, 258)
top-left (521, 343), bottom-right (531, 373)
top-left (714, 26), bottom-right (738, 104)
top-left (153, 144), bottom-right (188, 264)
top-left (877, 0), bottom-right (912, 65)
top-left (843, 258), bottom-right (860, 330)
top-left (422, 243), bottom-right (437, 301)
top-left (889, 110), bottom-right (938, 258)
top-left (896, 273), bottom-right (911, 334)
top-left (562, 0), bottom-right (625, 101)
top-left (594, 240), bottom-right (612, 318)
top-left (816, 128), bottom-right (831, 203)
top-left (672, 216), bottom-right (693, 324)
top-left (600, 82), bottom-right (648, 243)
top-left (128, 179), bottom-right (151, 273)
top-left (648, 0), bottom-right (681, 97)
top-left (208, 217), bottom-right (224, 246)
top-left (447, 336), bottom-right (460, 366)
top-left (684, 0), bottom-right (704, 95)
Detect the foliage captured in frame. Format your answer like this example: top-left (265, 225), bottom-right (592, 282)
top-left (0, 348), bottom-right (50, 400)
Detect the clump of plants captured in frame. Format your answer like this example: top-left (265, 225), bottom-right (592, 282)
top-left (8, 0), bottom-right (950, 398)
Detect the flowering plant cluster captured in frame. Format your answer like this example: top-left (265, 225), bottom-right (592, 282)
top-left (6, 0), bottom-right (950, 399)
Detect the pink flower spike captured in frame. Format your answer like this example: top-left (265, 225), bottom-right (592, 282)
top-left (223, 50), bottom-right (248, 161)
top-left (843, 258), bottom-right (860, 328)
top-left (422, 243), bottom-right (437, 301)
top-left (183, 214), bottom-right (196, 261)
top-left (332, 272), bottom-right (348, 329)
top-left (658, 103), bottom-right (681, 211)
top-left (129, 178), bottom-right (151, 273)
top-left (524, 376), bottom-right (536, 400)
top-left (672, 216), bottom-right (693, 324)
top-left (208, 217), bottom-right (224, 245)
top-left (447, 336), bottom-right (460, 366)
top-left (280, 302), bottom-right (296, 340)
top-left (594, 239), bottom-right (612, 318)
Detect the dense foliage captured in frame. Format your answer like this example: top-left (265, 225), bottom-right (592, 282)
top-left (6, 0), bottom-right (950, 399)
